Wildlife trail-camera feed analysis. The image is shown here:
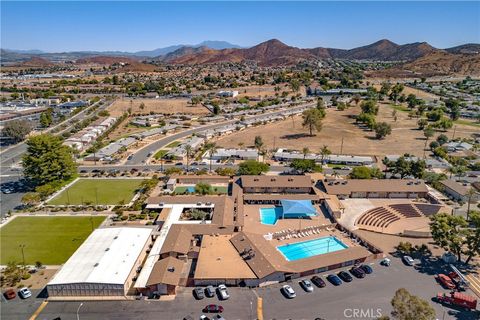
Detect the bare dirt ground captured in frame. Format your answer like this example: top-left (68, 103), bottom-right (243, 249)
top-left (215, 102), bottom-right (477, 158)
top-left (107, 98), bottom-right (210, 117)
top-left (372, 84), bottom-right (439, 101)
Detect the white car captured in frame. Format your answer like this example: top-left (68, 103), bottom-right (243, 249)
top-left (282, 284), bottom-right (296, 298)
top-left (217, 284), bottom-right (230, 300)
top-left (402, 255), bottom-right (415, 266)
top-left (18, 287), bottom-right (32, 299)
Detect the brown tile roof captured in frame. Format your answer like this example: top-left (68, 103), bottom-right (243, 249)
top-left (172, 175), bottom-right (230, 184)
top-left (241, 175), bottom-right (312, 189)
top-left (146, 256), bottom-right (184, 286)
top-left (322, 179), bottom-right (428, 195)
top-left (146, 195), bottom-right (234, 228)
top-left (230, 231), bottom-right (371, 279)
top-left (160, 225), bottom-right (192, 255)
top-left (440, 180), bottom-right (470, 196)
top-left (243, 194), bottom-right (320, 201)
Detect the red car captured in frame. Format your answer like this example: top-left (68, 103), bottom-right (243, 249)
top-left (436, 274), bottom-right (456, 289)
top-left (3, 289), bottom-right (16, 300)
top-left (203, 304), bottom-right (224, 313)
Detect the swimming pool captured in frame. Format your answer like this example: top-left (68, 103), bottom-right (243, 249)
top-left (259, 207), bottom-right (283, 225)
top-left (277, 236), bottom-right (348, 261)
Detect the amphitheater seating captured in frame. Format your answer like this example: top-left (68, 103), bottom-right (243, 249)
top-left (389, 204), bottom-right (422, 218)
top-left (356, 203), bottom-right (435, 231)
top-left (414, 204), bottom-right (442, 216)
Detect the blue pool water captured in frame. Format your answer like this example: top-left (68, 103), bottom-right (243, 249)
top-left (260, 207), bottom-right (283, 225)
top-left (277, 236), bottom-right (348, 261)
top-left (186, 186), bottom-right (195, 193)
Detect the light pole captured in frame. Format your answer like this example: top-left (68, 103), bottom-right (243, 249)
top-left (76, 302), bottom-right (84, 320)
top-left (19, 244), bottom-right (26, 266)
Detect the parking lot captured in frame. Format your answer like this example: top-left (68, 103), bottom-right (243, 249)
top-left (2, 256), bottom-right (479, 320)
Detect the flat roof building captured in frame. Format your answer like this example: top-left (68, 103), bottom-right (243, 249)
top-left (47, 227), bottom-right (153, 297)
top-left (321, 179), bottom-right (428, 199)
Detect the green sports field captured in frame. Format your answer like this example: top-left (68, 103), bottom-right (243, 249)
top-left (48, 179), bottom-right (145, 205)
top-left (0, 216), bottom-right (105, 265)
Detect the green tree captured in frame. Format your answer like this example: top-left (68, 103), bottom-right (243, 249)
top-left (417, 118), bottom-right (428, 130)
top-left (195, 182), bottom-right (212, 195)
top-left (254, 136), bottom-right (264, 157)
top-left (302, 108), bottom-right (324, 136)
top-left (185, 145), bottom-right (193, 173)
top-left (349, 166), bottom-right (383, 179)
top-left (464, 211), bottom-right (480, 264)
top-left (390, 288), bottom-right (435, 320)
top-left (39, 109), bottom-right (53, 128)
top-left (357, 112), bottom-right (377, 129)
top-left (302, 147), bottom-right (310, 159)
top-left (360, 100), bottom-right (379, 115)
top-left (374, 122), bottom-right (392, 139)
top-left (389, 84), bottom-right (404, 105)
top-left (430, 213), bottom-right (468, 263)
top-left (205, 142), bottom-right (217, 173)
top-left (1, 120), bottom-right (32, 143)
top-left (290, 159), bottom-right (321, 174)
top-left (406, 94), bottom-right (418, 109)
top-left (320, 145), bottom-right (331, 164)
top-left (436, 134), bottom-right (448, 145)
top-left (215, 167), bottom-right (236, 176)
top-left (22, 134), bottom-right (77, 185)
top-left (237, 160), bottom-right (269, 175)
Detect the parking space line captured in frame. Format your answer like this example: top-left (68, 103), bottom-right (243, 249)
top-left (257, 297), bottom-right (263, 320)
top-left (465, 274), bottom-right (480, 298)
top-left (29, 300), bottom-right (48, 320)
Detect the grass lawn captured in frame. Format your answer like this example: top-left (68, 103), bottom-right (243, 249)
top-left (0, 216), bottom-right (105, 265)
top-left (454, 119), bottom-right (480, 128)
top-left (48, 179), bottom-right (145, 205)
top-left (166, 141), bottom-right (180, 148)
top-left (154, 149), bottom-right (169, 159)
top-left (388, 103), bottom-right (410, 113)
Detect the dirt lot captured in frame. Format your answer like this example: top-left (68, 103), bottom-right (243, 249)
top-left (372, 84), bottom-right (439, 101)
top-left (107, 98), bottom-right (210, 117)
top-left (215, 102), bottom-right (477, 158)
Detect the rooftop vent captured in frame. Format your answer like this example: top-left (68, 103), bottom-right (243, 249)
top-left (254, 178), bottom-right (259, 181)
top-left (105, 248), bottom-right (110, 251)
top-left (342, 181), bottom-right (347, 185)
top-left (94, 263), bottom-right (99, 267)
top-left (167, 266), bottom-right (175, 272)
top-left (114, 236), bottom-right (118, 239)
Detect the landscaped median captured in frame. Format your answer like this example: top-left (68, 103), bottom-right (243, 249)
top-left (47, 178), bottom-right (145, 206)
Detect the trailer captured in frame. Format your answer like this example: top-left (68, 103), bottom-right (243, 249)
top-left (435, 292), bottom-right (477, 310)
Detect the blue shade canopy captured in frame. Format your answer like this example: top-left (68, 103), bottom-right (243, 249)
top-left (280, 200), bottom-right (317, 217)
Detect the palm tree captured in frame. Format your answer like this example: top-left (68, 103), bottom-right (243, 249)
top-left (254, 136), bottom-right (264, 161)
top-left (185, 145), bottom-right (193, 173)
top-left (302, 147), bottom-right (310, 159)
top-left (320, 145), bottom-right (331, 165)
top-left (205, 142), bottom-right (217, 173)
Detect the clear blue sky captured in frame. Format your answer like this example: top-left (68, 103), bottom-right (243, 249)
top-left (1, 1), bottom-right (479, 52)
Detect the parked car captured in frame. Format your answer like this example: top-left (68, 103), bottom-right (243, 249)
top-left (175, 162), bottom-right (183, 166)
top-left (360, 264), bottom-right (374, 274)
top-left (350, 267), bottom-right (366, 278)
top-left (380, 258), bottom-right (391, 267)
top-left (299, 279), bottom-right (314, 292)
top-left (194, 287), bottom-right (205, 300)
top-left (281, 285), bottom-right (296, 298)
top-left (200, 315), bottom-right (210, 320)
top-left (436, 274), bottom-right (456, 290)
top-left (217, 284), bottom-right (230, 300)
top-left (3, 288), bottom-right (16, 300)
top-left (214, 315), bottom-right (225, 320)
top-left (18, 287), bottom-right (32, 299)
top-left (311, 276), bottom-right (326, 288)
top-left (402, 255), bottom-right (415, 266)
top-left (338, 271), bottom-right (353, 282)
top-left (203, 305), bottom-right (224, 313)
top-left (205, 285), bottom-right (215, 298)
top-left (327, 274), bottom-right (342, 286)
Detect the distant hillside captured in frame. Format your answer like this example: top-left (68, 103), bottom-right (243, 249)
top-left (75, 56), bottom-right (138, 65)
top-left (402, 51), bottom-right (480, 76)
top-left (20, 57), bottom-right (54, 67)
top-left (168, 39), bottom-right (313, 66)
top-left (445, 44), bottom-right (480, 54)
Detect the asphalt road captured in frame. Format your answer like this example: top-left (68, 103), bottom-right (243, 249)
top-left (3, 256), bottom-right (478, 320)
top-left (125, 103), bottom-right (315, 165)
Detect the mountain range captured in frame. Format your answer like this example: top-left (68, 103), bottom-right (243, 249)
top-left (2, 39), bottom-right (479, 75)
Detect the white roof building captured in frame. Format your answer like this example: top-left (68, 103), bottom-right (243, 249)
top-left (47, 227), bottom-right (153, 297)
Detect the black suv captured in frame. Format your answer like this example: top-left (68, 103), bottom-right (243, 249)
top-left (338, 271), bottom-right (353, 282)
